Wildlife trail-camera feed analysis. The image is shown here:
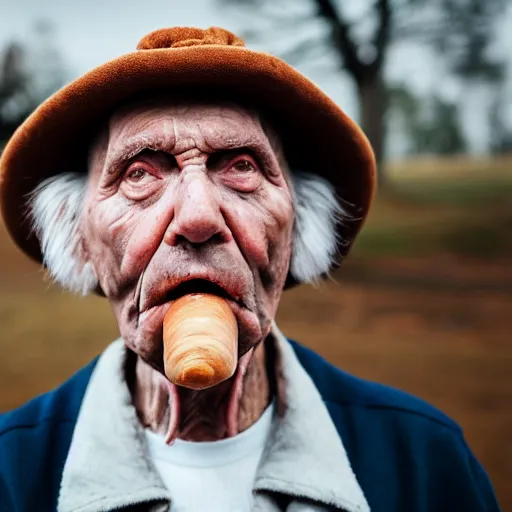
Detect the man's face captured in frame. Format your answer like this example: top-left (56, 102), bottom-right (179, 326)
top-left (81, 99), bottom-right (294, 371)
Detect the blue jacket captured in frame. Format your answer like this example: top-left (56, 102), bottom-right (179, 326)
top-left (0, 340), bottom-right (501, 512)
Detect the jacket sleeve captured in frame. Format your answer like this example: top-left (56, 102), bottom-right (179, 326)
top-left (0, 425), bottom-right (13, 512)
top-left (425, 425), bottom-right (502, 512)
top-left (463, 440), bottom-right (502, 512)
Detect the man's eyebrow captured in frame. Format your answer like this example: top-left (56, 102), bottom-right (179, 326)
top-left (103, 135), bottom-right (173, 176)
top-left (206, 136), bottom-right (281, 172)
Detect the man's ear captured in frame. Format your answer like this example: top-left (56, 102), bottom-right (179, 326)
top-left (27, 172), bottom-right (99, 295)
top-left (76, 229), bottom-right (100, 291)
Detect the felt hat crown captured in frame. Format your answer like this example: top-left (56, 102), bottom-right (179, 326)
top-left (0, 26), bottom-right (376, 268)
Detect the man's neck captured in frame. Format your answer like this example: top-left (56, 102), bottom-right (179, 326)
top-left (131, 341), bottom-right (271, 442)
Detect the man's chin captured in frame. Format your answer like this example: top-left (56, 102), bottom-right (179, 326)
top-left (122, 301), bottom-right (266, 377)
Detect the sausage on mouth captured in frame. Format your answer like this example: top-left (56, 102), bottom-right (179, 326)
top-left (162, 293), bottom-right (238, 390)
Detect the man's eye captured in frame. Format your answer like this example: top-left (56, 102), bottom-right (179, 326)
top-left (126, 168), bottom-right (148, 181)
top-left (232, 159), bottom-right (255, 172)
top-left (120, 164), bottom-right (161, 201)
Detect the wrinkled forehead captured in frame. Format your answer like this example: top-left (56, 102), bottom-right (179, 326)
top-left (103, 96), bottom-right (282, 156)
top-left (87, 96), bottom-right (287, 180)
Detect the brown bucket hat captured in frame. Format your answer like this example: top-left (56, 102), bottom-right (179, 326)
top-left (0, 26), bottom-right (376, 271)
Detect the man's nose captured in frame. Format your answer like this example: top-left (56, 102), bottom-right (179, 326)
top-left (164, 173), bottom-right (231, 247)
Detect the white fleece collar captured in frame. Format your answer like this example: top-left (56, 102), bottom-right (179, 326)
top-left (254, 326), bottom-right (369, 511)
top-left (58, 325), bottom-right (369, 512)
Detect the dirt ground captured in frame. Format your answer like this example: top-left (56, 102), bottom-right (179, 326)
top-left (0, 251), bottom-right (510, 509)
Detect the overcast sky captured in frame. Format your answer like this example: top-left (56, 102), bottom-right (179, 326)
top-left (1, 0), bottom-right (511, 156)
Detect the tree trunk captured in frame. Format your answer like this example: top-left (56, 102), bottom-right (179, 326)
top-left (357, 71), bottom-right (386, 188)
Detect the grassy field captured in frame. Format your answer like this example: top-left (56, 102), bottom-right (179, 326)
top-left (0, 156), bottom-right (511, 509)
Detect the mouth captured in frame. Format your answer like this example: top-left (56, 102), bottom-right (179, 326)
top-left (150, 278), bottom-right (247, 312)
top-left (136, 274), bottom-right (261, 367)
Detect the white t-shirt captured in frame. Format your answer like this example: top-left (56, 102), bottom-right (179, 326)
top-left (144, 402), bottom-right (275, 512)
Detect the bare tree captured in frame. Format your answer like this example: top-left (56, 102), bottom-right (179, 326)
top-left (220, 0), bottom-right (508, 184)
top-left (0, 20), bottom-right (66, 144)
top-left (0, 43), bottom-right (30, 141)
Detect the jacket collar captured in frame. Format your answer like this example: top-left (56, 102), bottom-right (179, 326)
top-left (254, 326), bottom-right (369, 511)
top-left (58, 325), bottom-right (369, 512)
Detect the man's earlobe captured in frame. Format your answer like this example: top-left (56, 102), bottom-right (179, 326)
top-left (76, 235), bottom-right (100, 292)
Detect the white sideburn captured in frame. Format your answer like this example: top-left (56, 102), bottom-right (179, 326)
top-left (291, 171), bottom-right (345, 283)
top-left (28, 169), bottom-right (344, 294)
top-left (28, 172), bottom-right (97, 295)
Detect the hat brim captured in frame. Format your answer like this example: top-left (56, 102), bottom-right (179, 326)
top-left (0, 44), bottom-right (376, 269)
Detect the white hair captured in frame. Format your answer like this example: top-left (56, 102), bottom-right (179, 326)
top-left (28, 170), bottom-right (345, 294)
top-left (28, 173), bottom-right (98, 295)
top-left (290, 171), bottom-right (345, 284)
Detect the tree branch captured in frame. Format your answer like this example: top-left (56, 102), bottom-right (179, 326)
top-left (313, 0), bottom-right (364, 78)
top-left (373, 0), bottom-right (392, 70)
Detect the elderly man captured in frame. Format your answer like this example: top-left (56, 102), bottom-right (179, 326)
top-left (0, 27), bottom-right (500, 512)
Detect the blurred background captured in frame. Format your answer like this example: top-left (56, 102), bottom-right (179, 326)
top-left (0, 0), bottom-right (511, 508)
